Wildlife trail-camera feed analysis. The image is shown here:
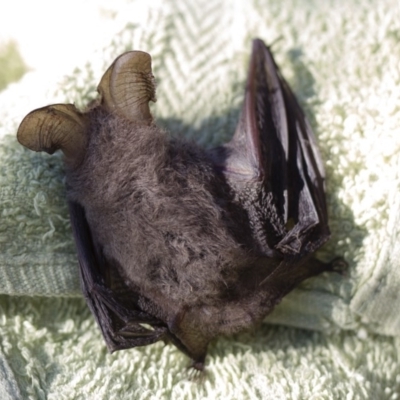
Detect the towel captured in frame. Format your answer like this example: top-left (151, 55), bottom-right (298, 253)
top-left (1, 0), bottom-right (400, 398)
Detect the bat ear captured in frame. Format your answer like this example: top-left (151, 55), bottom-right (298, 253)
top-left (97, 51), bottom-right (156, 123)
top-left (17, 104), bottom-right (89, 166)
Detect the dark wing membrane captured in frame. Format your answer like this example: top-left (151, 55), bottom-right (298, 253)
top-left (215, 39), bottom-right (329, 256)
top-left (271, 47), bottom-right (330, 255)
top-left (68, 201), bottom-right (168, 353)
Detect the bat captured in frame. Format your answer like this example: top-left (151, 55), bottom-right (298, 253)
top-left (17, 39), bottom-right (344, 371)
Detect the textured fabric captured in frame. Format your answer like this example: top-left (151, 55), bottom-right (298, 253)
top-left (0, 295), bottom-right (399, 399)
top-left (0, 0), bottom-right (400, 397)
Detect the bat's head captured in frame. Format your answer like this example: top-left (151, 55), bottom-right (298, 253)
top-left (17, 51), bottom-right (156, 168)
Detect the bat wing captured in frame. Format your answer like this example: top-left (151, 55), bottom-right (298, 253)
top-left (68, 201), bottom-right (168, 353)
top-left (215, 39), bottom-right (330, 257)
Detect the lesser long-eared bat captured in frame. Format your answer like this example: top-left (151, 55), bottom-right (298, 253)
top-left (17, 39), bottom-right (344, 370)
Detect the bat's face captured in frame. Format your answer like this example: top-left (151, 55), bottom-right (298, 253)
top-left (17, 40), bottom-right (340, 370)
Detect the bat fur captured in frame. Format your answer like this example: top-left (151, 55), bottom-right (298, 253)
top-left (17, 39), bottom-right (344, 370)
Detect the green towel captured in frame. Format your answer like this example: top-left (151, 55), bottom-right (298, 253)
top-left (1, 0), bottom-right (400, 398)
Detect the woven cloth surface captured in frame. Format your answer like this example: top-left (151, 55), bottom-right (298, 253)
top-left (0, 0), bottom-right (399, 398)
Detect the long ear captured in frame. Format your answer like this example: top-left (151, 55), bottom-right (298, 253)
top-left (98, 51), bottom-right (156, 123)
top-left (17, 104), bottom-right (88, 166)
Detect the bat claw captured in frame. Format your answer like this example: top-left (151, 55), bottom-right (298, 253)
top-left (328, 257), bottom-right (348, 275)
top-left (186, 361), bottom-right (207, 383)
top-left (190, 359), bottom-right (205, 372)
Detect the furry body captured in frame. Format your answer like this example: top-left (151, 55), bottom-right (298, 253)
top-left (17, 40), bottom-right (339, 369)
top-left (66, 109), bottom-right (281, 339)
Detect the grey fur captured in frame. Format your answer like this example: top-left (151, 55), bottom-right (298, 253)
top-left (66, 109), bottom-right (275, 334)
top-left (17, 40), bottom-right (342, 369)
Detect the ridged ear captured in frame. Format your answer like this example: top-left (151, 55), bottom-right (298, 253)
top-left (97, 51), bottom-right (156, 123)
top-left (17, 103), bottom-right (89, 166)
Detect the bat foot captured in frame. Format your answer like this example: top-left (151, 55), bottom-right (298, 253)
top-left (187, 361), bottom-right (207, 383)
top-left (327, 257), bottom-right (348, 275)
top-left (190, 359), bottom-right (205, 372)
